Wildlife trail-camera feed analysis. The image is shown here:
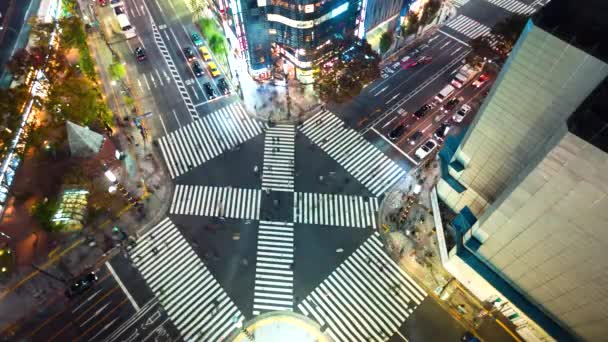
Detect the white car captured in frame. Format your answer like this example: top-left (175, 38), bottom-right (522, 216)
top-left (415, 139), bottom-right (438, 160)
top-left (453, 104), bottom-right (471, 123)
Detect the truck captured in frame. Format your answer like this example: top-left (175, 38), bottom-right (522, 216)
top-left (434, 84), bottom-right (455, 102)
top-left (450, 64), bottom-right (481, 88)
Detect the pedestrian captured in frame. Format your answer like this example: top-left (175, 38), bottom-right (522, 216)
top-left (253, 165), bottom-right (259, 173)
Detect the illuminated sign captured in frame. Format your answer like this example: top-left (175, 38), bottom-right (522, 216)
top-left (305, 4), bottom-right (314, 13)
top-left (257, 0), bottom-right (266, 6)
top-left (330, 2), bottom-right (348, 18)
top-left (267, 2), bottom-right (349, 29)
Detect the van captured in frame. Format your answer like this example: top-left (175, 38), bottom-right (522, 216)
top-left (434, 84), bottom-right (455, 102)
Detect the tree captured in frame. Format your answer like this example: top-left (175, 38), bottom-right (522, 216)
top-left (314, 38), bottom-right (380, 103)
top-left (27, 17), bottom-right (55, 46)
top-left (379, 31), bottom-right (394, 54)
top-left (45, 74), bottom-right (106, 125)
top-left (58, 16), bottom-right (87, 49)
top-left (401, 11), bottom-right (420, 37)
top-left (108, 61), bottom-right (126, 81)
top-left (466, 35), bottom-right (495, 67)
top-left (420, 0), bottom-right (441, 26)
top-left (208, 34), bottom-right (227, 61)
top-left (199, 18), bottom-right (217, 39)
top-left (491, 14), bottom-right (528, 54)
top-left (31, 198), bottom-right (60, 232)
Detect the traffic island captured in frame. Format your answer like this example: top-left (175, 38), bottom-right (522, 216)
top-left (226, 311), bottom-right (333, 342)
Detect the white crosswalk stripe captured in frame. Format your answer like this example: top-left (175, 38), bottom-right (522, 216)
top-left (483, 0), bottom-right (535, 14)
top-left (158, 103), bottom-right (265, 178)
top-left (130, 218), bottom-right (243, 342)
top-left (297, 232), bottom-right (427, 342)
top-left (253, 221), bottom-right (294, 316)
top-left (451, 0), bottom-right (470, 8)
top-left (445, 15), bottom-right (491, 39)
top-left (293, 193), bottom-right (379, 229)
top-left (170, 185), bottom-right (261, 220)
top-left (299, 110), bottom-right (406, 197)
top-left (262, 125), bottom-right (295, 192)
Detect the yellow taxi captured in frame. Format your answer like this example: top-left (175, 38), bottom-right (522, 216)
top-left (208, 62), bottom-right (220, 77)
top-left (199, 46), bottom-right (212, 61)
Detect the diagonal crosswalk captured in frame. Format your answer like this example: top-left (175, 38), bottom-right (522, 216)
top-left (297, 232), bottom-right (427, 342)
top-left (129, 218), bottom-right (243, 342)
top-left (483, 0), bottom-right (535, 15)
top-left (170, 185), bottom-right (261, 220)
top-left (293, 193), bottom-right (379, 229)
top-left (299, 110), bottom-right (406, 197)
top-left (262, 125), bottom-right (295, 192)
top-left (253, 221), bottom-right (295, 316)
top-left (158, 103), bottom-right (265, 179)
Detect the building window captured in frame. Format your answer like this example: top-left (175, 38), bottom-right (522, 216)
top-left (269, 28), bottom-right (277, 34)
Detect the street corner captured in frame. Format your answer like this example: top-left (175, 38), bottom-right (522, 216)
top-left (227, 311), bottom-right (333, 342)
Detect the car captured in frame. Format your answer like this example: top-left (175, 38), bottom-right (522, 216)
top-left (183, 46), bottom-right (196, 61)
top-left (397, 108), bottom-right (407, 116)
top-left (388, 124), bottom-right (407, 140)
top-left (98, 0), bottom-right (107, 6)
top-left (203, 82), bottom-right (216, 99)
top-left (400, 55), bottom-right (411, 63)
top-left (114, 5), bottom-right (125, 15)
top-left (442, 98), bottom-right (460, 113)
top-left (402, 59), bottom-right (418, 69)
top-left (217, 78), bottom-right (230, 95)
top-left (418, 55), bottom-right (432, 64)
top-left (200, 46), bottom-right (212, 61)
top-left (433, 123), bottom-right (451, 140)
top-left (192, 61), bottom-right (204, 77)
top-left (191, 32), bottom-right (203, 46)
top-left (408, 131), bottom-right (423, 145)
top-left (207, 62), bottom-right (220, 77)
top-left (413, 103), bottom-right (433, 119)
top-left (453, 104), bottom-right (471, 123)
top-left (65, 272), bottom-right (98, 298)
top-left (472, 74), bottom-right (489, 88)
top-left (415, 139), bottom-right (438, 159)
top-left (134, 47), bottom-right (146, 61)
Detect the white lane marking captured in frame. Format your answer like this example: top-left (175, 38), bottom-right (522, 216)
top-left (133, 2), bottom-right (142, 16)
top-left (106, 261), bottom-right (141, 311)
top-left (137, 36), bottom-right (145, 49)
top-left (167, 26), bottom-right (208, 99)
top-left (171, 109), bottom-right (181, 126)
top-left (428, 36), bottom-right (439, 44)
top-left (438, 30), bottom-right (471, 47)
top-left (451, 46), bottom-right (463, 55)
top-left (163, 70), bottom-right (170, 83)
top-left (194, 101), bottom-right (209, 107)
top-left (144, 74), bottom-right (151, 90)
top-left (157, 112), bottom-right (169, 136)
top-left (80, 302), bottom-right (111, 327)
top-left (168, 0), bottom-right (176, 10)
top-left (372, 127), bottom-right (419, 165)
top-left (386, 93), bottom-right (400, 104)
top-left (439, 41), bottom-right (451, 49)
top-left (382, 116), bottom-right (398, 129)
top-left (421, 123), bottom-right (433, 133)
top-left (191, 86), bottom-right (199, 100)
top-left (374, 86), bottom-right (388, 96)
top-left (155, 69), bottom-right (164, 86)
top-left (71, 289), bottom-right (103, 313)
top-left (150, 73), bottom-right (157, 88)
top-left (137, 79), bottom-right (143, 91)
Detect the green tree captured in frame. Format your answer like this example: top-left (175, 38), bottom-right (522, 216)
top-left (208, 34), bottom-right (228, 60)
top-left (31, 199), bottom-right (60, 232)
top-left (420, 0), bottom-right (441, 26)
top-left (199, 18), bottom-right (217, 39)
top-left (27, 17), bottom-right (55, 46)
top-left (45, 74), bottom-right (104, 125)
top-left (466, 35), bottom-right (495, 67)
top-left (491, 14), bottom-right (528, 54)
top-left (379, 31), bottom-right (394, 54)
top-left (58, 16), bottom-right (87, 49)
top-left (401, 11), bottom-right (420, 37)
top-left (108, 61), bottom-right (126, 81)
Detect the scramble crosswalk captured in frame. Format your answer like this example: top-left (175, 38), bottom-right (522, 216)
top-left (483, 0), bottom-right (535, 15)
top-left (444, 15), bottom-right (491, 40)
top-left (299, 110), bottom-right (406, 197)
top-left (451, 0), bottom-right (470, 8)
top-left (170, 185), bottom-right (261, 220)
top-left (297, 232), bottom-right (427, 342)
top-left (293, 193), bottom-right (379, 229)
top-left (253, 221), bottom-right (295, 316)
top-left (158, 103), bottom-right (265, 179)
top-left (129, 218), bottom-right (243, 341)
top-left (262, 125), bottom-right (295, 192)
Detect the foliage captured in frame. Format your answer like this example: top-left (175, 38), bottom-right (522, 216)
top-left (420, 0), bottom-right (441, 25)
top-left (379, 31), bottom-right (394, 54)
top-left (31, 199), bottom-right (60, 232)
top-left (401, 11), bottom-right (420, 37)
top-left (58, 16), bottom-right (87, 49)
top-left (0, 86), bottom-right (30, 155)
top-left (45, 73), bottom-right (108, 125)
top-left (199, 18), bottom-right (217, 39)
top-left (208, 34), bottom-right (227, 59)
top-left (490, 14), bottom-right (528, 54)
top-left (27, 17), bottom-right (55, 46)
top-left (108, 61), bottom-right (126, 80)
top-left (314, 38), bottom-right (380, 103)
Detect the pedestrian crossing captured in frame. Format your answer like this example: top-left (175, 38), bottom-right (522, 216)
top-left (293, 193), bottom-right (379, 229)
top-left (253, 221), bottom-right (295, 316)
top-left (158, 103), bottom-right (265, 179)
top-left (444, 15), bottom-right (491, 40)
top-left (170, 185), bottom-right (261, 220)
top-left (299, 110), bottom-right (406, 197)
top-left (129, 218), bottom-right (243, 342)
top-left (483, 0), bottom-right (535, 15)
top-left (297, 232), bottom-right (427, 342)
top-left (262, 125), bottom-right (295, 192)
top-left (451, 0), bottom-right (470, 8)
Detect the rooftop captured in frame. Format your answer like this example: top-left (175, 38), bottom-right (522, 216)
top-left (533, 0), bottom-right (608, 64)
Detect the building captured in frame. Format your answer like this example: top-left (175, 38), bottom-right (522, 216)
top-left (437, 0), bottom-right (608, 340)
top-left (217, 0), bottom-right (365, 83)
top-left (364, 0), bottom-right (410, 34)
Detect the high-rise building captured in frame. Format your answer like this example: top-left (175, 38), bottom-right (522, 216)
top-left (437, 0), bottom-right (608, 340)
top-left (217, 0), bottom-right (366, 83)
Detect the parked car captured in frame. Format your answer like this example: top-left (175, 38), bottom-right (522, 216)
top-left (192, 61), bottom-right (204, 77)
top-left (191, 32), bottom-right (204, 46)
top-left (402, 59), bottom-right (418, 69)
top-left (207, 62), bottom-right (220, 77)
top-left (453, 104), bottom-right (471, 123)
top-left (408, 131), bottom-right (423, 145)
top-left (134, 47), bottom-right (146, 61)
top-left (415, 139), bottom-right (438, 160)
top-left (472, 74), bottom-right (489, 88)
top-left (433, 123), bottom-right (451, 140)
top-left (200, 46), bottom-right (212, 61)
top-left (442, 98), bottom-right (460, 113)
top-left (388, 124), bottom-right (407, 140)
top-left (204, 82), bottom-right (216, 99)
top-left (413, 103), bottom-right (433, 119)
top-left (183, 46), bottom-right (196, 61)
top-left (217, 78), bottom-right (230, 95)
top-left (65, 272), bottom-right (98, 298)
top-left (114, 5), bottom-right (125, 15)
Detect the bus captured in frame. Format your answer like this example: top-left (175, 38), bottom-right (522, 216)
top-left (116, 13), bottom-right (136, 39)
